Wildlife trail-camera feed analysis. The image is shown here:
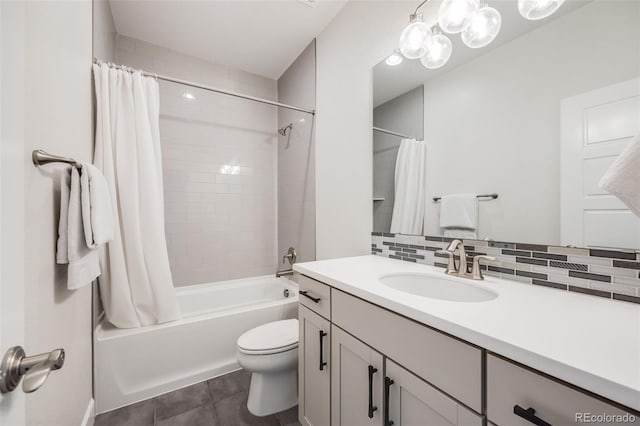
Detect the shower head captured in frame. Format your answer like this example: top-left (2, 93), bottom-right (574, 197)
top-left (278, 123), bottom-right (293, 136)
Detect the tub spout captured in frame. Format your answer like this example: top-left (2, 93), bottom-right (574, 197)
top-left (276, 269), bottom-right (294, 278)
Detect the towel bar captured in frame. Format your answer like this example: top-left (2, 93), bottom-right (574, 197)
top-left (32, 150), bottom-right (80, 168)
top-left (433, 193), bottom-right (498, 202)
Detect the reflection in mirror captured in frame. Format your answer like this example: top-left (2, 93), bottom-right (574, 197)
top-left (372, 0), bottom-right (640, 251)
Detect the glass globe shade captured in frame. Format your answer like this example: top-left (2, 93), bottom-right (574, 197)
top-left (420, 33), bottom-right (453, 69)
top-left (438, 0), bottom-right (480, 34)
top-left (518, 0), bottom-right (565, 20)
top-left (399, 18), bottom-right (432, 59)
top-left (461, 5), bottom-right (501, 48)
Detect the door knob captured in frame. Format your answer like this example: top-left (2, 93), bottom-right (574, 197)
top-left (0, 346), bottom-right (65, 393)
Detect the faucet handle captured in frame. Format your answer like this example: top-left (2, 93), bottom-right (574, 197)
top-left (282, 247), bottom-right (297, 265)
top-left (435, 250), bottom-right (457, 275)
top-left (471, 255), bottom-right (496, 280)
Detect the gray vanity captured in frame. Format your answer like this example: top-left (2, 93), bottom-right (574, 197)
top-left (294, 256), bottom-right (640, 426)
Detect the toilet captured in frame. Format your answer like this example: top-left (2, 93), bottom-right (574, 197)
top-left (236, 318), bottom-right (299, 416)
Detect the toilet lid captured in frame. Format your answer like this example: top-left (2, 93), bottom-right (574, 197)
top-left (237, 319), bottom-right (299, 354)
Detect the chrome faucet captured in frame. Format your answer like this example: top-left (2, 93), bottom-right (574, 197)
top-left (436, 239), bottom-right (495, 280)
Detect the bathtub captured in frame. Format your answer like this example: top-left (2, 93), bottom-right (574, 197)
top-left (94, 275), bottom-right (298, 414)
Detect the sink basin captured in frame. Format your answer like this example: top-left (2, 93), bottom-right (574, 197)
top-left (379, 273), bottom-right (498, 303)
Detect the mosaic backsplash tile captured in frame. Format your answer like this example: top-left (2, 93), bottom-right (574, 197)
top-left (371, 232), bottom-right (640, 305)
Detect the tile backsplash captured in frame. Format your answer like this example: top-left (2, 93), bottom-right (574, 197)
top-left (372, 232), bottom-right (640, 305)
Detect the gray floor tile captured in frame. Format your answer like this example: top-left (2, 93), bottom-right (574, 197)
top-left (156, 382), bottom-right (212, 421)
top-left (156, 404), bottom-right (219, 426)
top-left (214, 391), bottom-right (279, 426)
top-left (207, 369), bottom-right (252, 402)
top-left (95, 399), bottom-right (155, 426)
top-left (274, 406), bottom-right (300, 426)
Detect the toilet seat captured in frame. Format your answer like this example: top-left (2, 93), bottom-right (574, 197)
top-left (237, 319), bottom-right (299, 355)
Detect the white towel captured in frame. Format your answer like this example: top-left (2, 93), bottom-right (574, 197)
top-left (439, 193), bottom-right (478, 238)
top-left (599, 133), bottom-right (640, 217)
top-left (57, 163), bottom-right (114, 290)
top-left (80, 163), bottom-right (114, 248)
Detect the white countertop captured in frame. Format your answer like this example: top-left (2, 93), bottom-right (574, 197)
top-left (293, 255), bottom-right (640, 411)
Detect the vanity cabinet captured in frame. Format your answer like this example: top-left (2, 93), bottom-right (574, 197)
top-left (486, 354), bottom-right (640, 426)
top-left (296, 273), bottom-right (639, 426)
top-left (298, 305), bottom-right (331, 426)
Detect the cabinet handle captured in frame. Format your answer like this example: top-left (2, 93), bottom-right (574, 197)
top-left (368, 365), bottom-right (378, 418)
top-left (300, 290), bottom-right (321, 303)
top-left (384, 376), bottom-right (394, 426)
top-left (513, 405), bottom-right (552, 426)
top-left (319, 330), bottom-right (327, 371)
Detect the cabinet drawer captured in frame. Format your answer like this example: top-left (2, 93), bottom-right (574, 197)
top-left (487, 354), bottom-right (639, 426)
top-left (332, 289), bottom-right (482, 412)
top-left (298, 274), bottom-right (331, 319)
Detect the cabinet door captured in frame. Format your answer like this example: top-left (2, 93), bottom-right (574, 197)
top-left (331, 325), bottom-right (384, 426)
top-left (386, 360), bottom-right (483, 426)
top-left (299, 305), bottom-right (331, 426)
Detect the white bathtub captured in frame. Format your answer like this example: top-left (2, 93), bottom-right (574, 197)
top-left (94, 275), bottom-right (298, 414)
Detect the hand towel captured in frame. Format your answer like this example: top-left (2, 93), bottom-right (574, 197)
top-left (79, 163), bottom-right (114, 248)
top-left (439, 193), bottom-right (478, 238)
top-left (57, 163), bottom-right (114, 290)
top-left (599, 132), bottom-right (640, 217)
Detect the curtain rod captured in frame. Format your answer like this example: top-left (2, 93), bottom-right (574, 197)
top-left (373, 126), bottom-right (416, 139)
top-left (93, 58), bottom-right (315, 115)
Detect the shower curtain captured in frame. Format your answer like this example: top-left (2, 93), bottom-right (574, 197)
top-left (390, 139), bottom-right (427, 235)
top-left (93, 63), bottom-right (180, 328)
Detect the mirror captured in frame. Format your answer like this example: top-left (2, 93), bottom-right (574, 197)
top-left (372, 0), bottom-right (640, 250)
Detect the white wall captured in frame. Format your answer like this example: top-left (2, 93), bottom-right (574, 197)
top-left (277, 41), bottom-right (316, 263)
top-left (373, 86), bottom-right (424, 233)
top-left (93, 0), bottom-right (116, 62)
top-left (116, 36), bottom-right (279, 285)
top-left (1, 1), bottom-right (94, 425)
top-left (315, 1), bottom-right (412, 259)
top-left (421, 0), bottom-right (640, 244)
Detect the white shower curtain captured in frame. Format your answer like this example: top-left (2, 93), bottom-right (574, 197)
top-left (93, 63), bottom-right (180, 328)
top-left (390, 139), bottom-right (427, 235)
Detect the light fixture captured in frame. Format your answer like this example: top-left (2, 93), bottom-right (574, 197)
top-left (518, 0), bottom-right (565, 20)
top-left (461, 2), bottom-right (501, 48)
top-left (420, 27), bottom-right (452, 69)
top-left (396, 0), bottom-right (547, 72)
top-left (399, 13), bottom-right (432, 59)
top-left (385, 50), bottom-right (404, 66)
top-left (438, 0), bottom-right (480, 34)
top-left (182, 92), bottom-right (196, 101)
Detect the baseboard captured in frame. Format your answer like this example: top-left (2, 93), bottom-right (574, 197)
top-left (81, 398), bottom-right (95, 426)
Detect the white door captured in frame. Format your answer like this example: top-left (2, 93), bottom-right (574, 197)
top-left (385, 360), bottom-right (483, 426)
top-left (561, 79), bottom-right (640, 249)
top-left (298, 305), bottom-right (331, 426)
top-left (1, 1), bottom-right (94, 425)
top-left (1, 1), bottom-right (28, 424)
top-left (331, 325), bottom-right (383, 426)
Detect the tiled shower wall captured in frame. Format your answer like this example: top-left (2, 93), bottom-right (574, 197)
top-left (117, 35), bottom-right (278, 286)
top-left (372, 233), bottom-right (640, 304)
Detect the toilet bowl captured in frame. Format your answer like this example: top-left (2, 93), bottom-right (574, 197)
top-left (236, 318), bottom-right (299, 416)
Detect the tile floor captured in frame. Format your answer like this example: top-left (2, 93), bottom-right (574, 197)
top-left (95, 369), bottom-right (300, 426)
